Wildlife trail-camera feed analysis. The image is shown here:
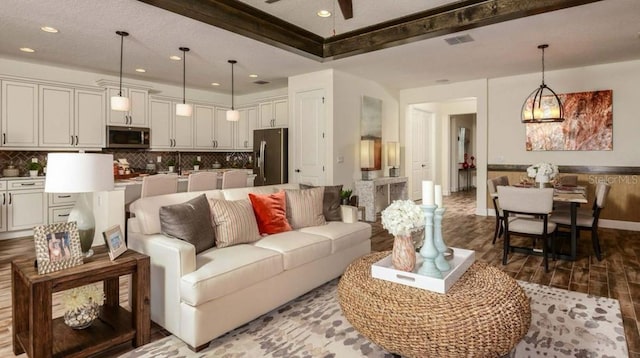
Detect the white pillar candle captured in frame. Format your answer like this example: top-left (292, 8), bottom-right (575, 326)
top-left (422, 180), bottom-right (434, 205)
top-left (435, 185), bottom-right (443, 208)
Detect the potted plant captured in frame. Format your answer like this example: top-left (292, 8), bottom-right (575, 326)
top-left (339, 189), bottom-right (353, 206)
top-left (192, 159), bottom-right (202, 171)
top-left (27, 161), bottom-right (42, 177)
top-left (166, 159), bottom-right (176, 173)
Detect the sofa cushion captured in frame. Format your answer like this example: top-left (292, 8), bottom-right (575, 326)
top-left (285, 187), bottom-right (326, 229)
top-left (180, 245), bottom-right (283, 305)
top-left (248, 191), bottom-right (292, 235)
top-left (209, 199), bottom-right (261, 248)
top-left (159, 194), bottom-right (215, 254)
top-left (300, 184), bottom-right (343, 221)
top-left (253, 231), bottom-right (332, 270)
top-left (299, 221), bottom-right (372, 253)
top-left (221, 186), bottom-right (276, 201)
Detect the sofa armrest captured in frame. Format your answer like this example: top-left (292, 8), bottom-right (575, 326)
top-left (127, 232), bottom-right (196, 335)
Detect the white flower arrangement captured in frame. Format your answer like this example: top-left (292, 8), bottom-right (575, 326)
top-left (527, 162), bottom-right (559, 179)
top-left (381, 200), bottom-right (425, 237)
top-left (62, 284), bottom-right (105, 311)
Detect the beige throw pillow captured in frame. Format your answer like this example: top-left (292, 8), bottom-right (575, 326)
top-left (208, 198), bottom-right (261, 248)
top-left (285, 187), bottom-right (326, 229)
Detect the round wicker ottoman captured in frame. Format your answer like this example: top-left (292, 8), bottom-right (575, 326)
top-left (338, 252), bottom-right (531, 358)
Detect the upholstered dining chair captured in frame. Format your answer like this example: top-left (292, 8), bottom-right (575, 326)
top-left (550, 183), bottom-right (610, 261)
top-left (221, 170), bottom-right (248, 189)
top-left (187, 172), bottom-right (218, 192)
top-left (497, 186), bottom-right (557, 272)
top-left (140, 174), bottom-right (179, 198)
top-left (487, 176), bottom-right (510, 244)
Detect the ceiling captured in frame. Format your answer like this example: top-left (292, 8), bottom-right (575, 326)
top-left (0, 0), bottom-right (639, 96)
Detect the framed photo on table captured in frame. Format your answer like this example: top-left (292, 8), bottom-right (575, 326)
top-left (102, 225), bottom-right (127, 260)
top-left (34, 222), bottom-right (83, 274)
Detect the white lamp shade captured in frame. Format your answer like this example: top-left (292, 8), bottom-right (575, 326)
top-left (45, 153), bottom-right (115, 193)
top-left (226, 109), bottom-right (240, 122)
top-left (176, 103), bottom-right (193, 117)
top-left (387, 141), bottom-right (400, 167)
top-left (110, 95), bottom-right (130, 112)
top-left (360, 139), bottom-right (375, 169)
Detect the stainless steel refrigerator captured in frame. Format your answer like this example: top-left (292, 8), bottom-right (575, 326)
top-left (253, 128), bottom-right (288, 186)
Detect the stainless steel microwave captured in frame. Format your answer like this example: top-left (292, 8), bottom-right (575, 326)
top-left (106, 126), bottom-right (150, 149)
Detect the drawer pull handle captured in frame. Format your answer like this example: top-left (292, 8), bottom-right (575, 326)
top-left (58, 214), bottom-right (70, 217)
top-left (58, 195), bottom-right (71, 198)
top-left (20, 183), bottom-right (36, 186)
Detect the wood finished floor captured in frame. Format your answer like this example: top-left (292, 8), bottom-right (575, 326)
top-left (1, 189), bottom-right (639, 357)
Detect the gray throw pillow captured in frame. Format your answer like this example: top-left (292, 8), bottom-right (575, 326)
top-left (300, 184), bottom-right (343, 221)
top-left (159, 194), bottom-right (215, 254)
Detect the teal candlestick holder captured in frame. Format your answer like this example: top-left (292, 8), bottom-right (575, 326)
top-left (434, 207), bottom-right (450, 272)
top-left (418, 204), bottom-right (442, 278)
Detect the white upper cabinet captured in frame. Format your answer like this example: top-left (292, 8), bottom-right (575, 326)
top-left (193, 104), bottom-right (215, 150)
top-left (235, 106), bottom-right (257, 151)
top-left (149, 98), bottom-right (193, 149)
top-left (39, 85), bottom-right (105, 148)
top-left (107, 87), bottom-right (148, 127)
top-left (259, 97), bottom-right (288, 128)
top-left (214, 108), bottom-right (234, 150)
top-left (1, 80), bottom-right (38, 147)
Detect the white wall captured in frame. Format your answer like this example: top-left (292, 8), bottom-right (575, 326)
top-left (400, 80), bottom-right (488, 214)
top-left (488, 59), bottom-right (640, 166)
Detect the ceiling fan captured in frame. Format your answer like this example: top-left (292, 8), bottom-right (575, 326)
top-left (265, 0), bottom-right (353, 19)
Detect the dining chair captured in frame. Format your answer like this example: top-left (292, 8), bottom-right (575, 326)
top-left (487, 176), bottom-right (510, 244)
top-left (140, 174), bottom-right (179, 198)
top-left (497, 186), bottom-right (556, 272)
top-left (221, 170), bottom-right (248, 189)
top-left (550, 183), bottom-right (610, 260)
top-left (187, 172), bottom-right (218, 192)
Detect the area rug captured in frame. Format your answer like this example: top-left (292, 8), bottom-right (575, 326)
top-left (120, 279), bottom-right (628, 358)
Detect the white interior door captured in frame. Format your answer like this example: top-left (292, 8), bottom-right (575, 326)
top-left (410, 108), bottom-right (434, 201)
top-left (294, 89), bottom-right (325, 185)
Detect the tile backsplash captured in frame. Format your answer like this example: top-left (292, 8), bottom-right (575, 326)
top-left (0, 150), bottom-right (253, 177)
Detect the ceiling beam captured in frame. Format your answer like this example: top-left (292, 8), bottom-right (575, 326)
top-left (324, 0), bottom-right (603, 59)
top-left (136, 0), bottom-right (325, 60)
top-left (138, 0), bottom-right (602, 62)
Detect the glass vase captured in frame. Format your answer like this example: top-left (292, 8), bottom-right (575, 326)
top-left (392, 235), bottom-right (416, 272)
top-left (64, 302), bottom-right (100, 329)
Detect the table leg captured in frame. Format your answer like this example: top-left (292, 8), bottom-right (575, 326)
top-left (570, 202), bottom-right (578, 260)
top-left (11, 263), bottom-right (27, 355)
top-left (132, 257), bottom-right (151, 347)
top-left (104, 277), bottom-right (120, 308)
top-left (31, 281), bottom-right (53, 358)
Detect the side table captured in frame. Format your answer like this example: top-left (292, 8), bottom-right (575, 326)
top-left (12, 249), bottom-right (150, 358)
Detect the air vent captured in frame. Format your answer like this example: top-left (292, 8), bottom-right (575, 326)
top-left (253, 80), bottom-right (270, 85)
top-left (444, 34), bottom-right (474, 45)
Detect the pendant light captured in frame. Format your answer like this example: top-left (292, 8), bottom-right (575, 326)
top-left (226, 60), bottom-right (240, 122)
top-left (111, 31), bottom-right (130, 112)
top-left (521, 44), bottom-right (564, 123)
top-left (176, 47), bottom-right (193, 117)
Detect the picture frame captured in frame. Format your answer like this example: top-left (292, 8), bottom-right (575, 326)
top-left (34, 222), bottom-right (83, 274)
top-left (102, 225), bottom-right (127, 260)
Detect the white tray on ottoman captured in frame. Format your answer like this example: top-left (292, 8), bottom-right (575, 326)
top-left (371, 248), bottom-right (475, 293)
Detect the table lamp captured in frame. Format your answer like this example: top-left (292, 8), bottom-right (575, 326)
top-left (360, 139), bottom-right (375, 180)
top-left (45, 153), bottom-right (114, 257)
top-left (387, 141), bottom-right (400, 177)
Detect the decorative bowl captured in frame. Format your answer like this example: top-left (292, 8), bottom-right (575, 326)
top-left (3, 168), bottom-right (19, 177)
top-left (64, 303), bottom-right (100, 329)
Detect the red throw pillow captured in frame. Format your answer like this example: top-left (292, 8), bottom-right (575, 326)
top-left (248, 191), bottom-right (292, 235)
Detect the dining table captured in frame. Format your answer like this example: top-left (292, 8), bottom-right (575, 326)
top-left (492, 184), bottom-right (588, 261)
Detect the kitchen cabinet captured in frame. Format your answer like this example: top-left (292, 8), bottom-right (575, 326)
top-left (39, 86), bottom-right (105, 148)
top-left (48, 192), bottom-right (78, 224)
top-left (149, 98), bottom-right (193, 149)
top-left (107, 87), bottom-right (148, 127)
top-left (0, 179), bottom-right (47, 232)
top-left (259, 97), bottom-right (288, 128)
top-left (235, 106), bottom-right (257, 151)
top-left (214, 107), bottom-right (235, 150)
top-left (1, 80), bottom-right (38, 147)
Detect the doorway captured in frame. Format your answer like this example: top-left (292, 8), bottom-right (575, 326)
top-left (408, 106), bottom-right (435, 201)
top-left (450, 113), bottom-right (477, 192)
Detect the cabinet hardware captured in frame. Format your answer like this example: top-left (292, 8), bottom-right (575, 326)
top-left (20, 183), bottom-right (36, 186)
top-left (8, 193), bottom-right (11, 205)
top-left (295, 169), bottom-right (301, 173)
top-left (74, 135), bottom-right (78, 145)
top-left (58, 195), bottom-right (71, 198)
top-left (71, 135), bottom-right (74, 145)
top-left (2, 193), bottom-right (4, 205)
top-left (58, 213), bottom-right (70, 217)
top-left (2, 133), bottom-right (5, 144)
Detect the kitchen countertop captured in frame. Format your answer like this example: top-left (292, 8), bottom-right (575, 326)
top-left (0, 176), bottom-right (45, 180)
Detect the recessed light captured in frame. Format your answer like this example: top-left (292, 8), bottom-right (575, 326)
top-left (20, 47), bottom-right (35, 53)
top-left (317, 10), bottom-right (331, 17)
top-left (135, 68), bottom-right (146, 73)
top-left (169, 55), bottom-right (181, 61)
top-left (249, 74), bottom-right (258, 78)
top-left (211, 82), bottom-right (220, 86)
top-left (40, 26), bottom-right (58, 33)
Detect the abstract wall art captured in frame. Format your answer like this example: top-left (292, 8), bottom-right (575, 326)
top-left (525, 90), bottom-right (612, 151)
top-left (361, 96), bottom-right (383, 170)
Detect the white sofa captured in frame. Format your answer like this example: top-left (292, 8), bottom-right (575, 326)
top-left (127, 183), bottom-right (371, 350)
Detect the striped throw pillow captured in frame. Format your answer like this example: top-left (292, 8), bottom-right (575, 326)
top-left (208, 199), bottom-right (261, 248)
top-left (285, 187), bottom-right (326, 229)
